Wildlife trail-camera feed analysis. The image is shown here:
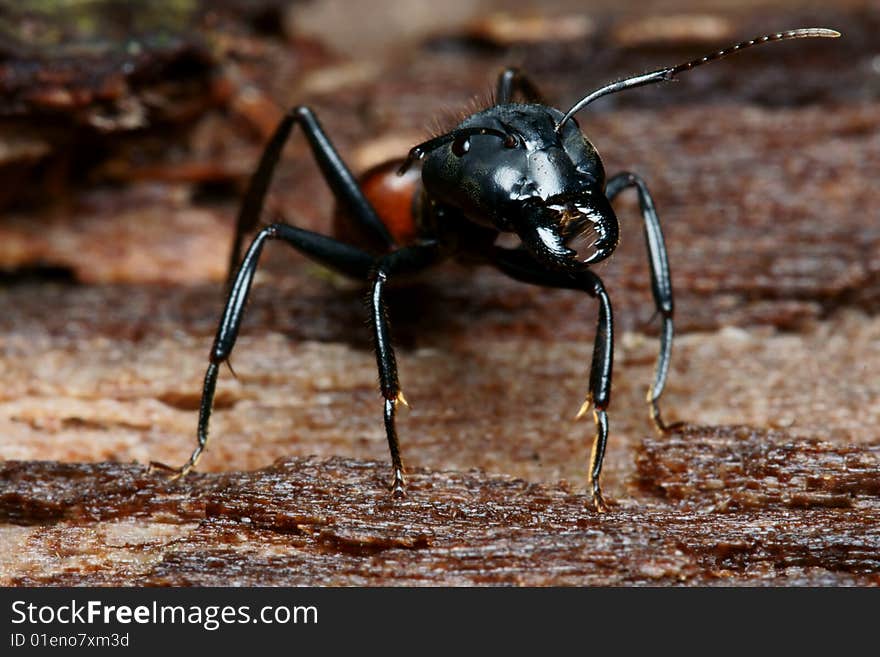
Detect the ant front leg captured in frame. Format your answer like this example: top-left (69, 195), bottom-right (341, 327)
top-left (155, 224), bottom-right (375, 478)
top-left (226, 105), bottom-right (394, 284)
top-left (605, 172), bottom-right (677, 432)
top-left (369, 243), bottom-right (442, 496)
top-left (495, 68), bottom-right (547, 105)
top-left (490, 248), bottom-right (613, 512)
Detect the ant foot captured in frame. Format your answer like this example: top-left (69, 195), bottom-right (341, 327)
top-left (648, 399), bottom-right (684, 434)
top-left (148, 460), bottom-right (192, 481)
top-left (389, 468), bottom-right (407, 498)
top-left (147, 461), bottom-right (189, 481)
top-left (590, 480), bottom-right (608, 513)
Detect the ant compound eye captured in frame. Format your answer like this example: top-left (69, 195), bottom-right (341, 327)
top-left (451, 136), bottom-right (470, 157)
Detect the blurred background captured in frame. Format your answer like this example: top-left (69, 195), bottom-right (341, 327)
top-left (0, 0), bottom-right (871, 282)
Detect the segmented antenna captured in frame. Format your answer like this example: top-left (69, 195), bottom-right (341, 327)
top-left (555, 28), bottom-right (840, 132)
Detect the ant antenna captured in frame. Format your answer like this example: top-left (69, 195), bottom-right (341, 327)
top-left (555, 28), bottom-right (840, 132)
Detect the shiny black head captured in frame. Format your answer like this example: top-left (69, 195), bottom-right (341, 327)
top-left (416, 104), bottom-right (619, 272)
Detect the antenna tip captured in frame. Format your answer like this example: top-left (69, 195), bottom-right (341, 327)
top-left (795, 27), bottom-right (841, 38)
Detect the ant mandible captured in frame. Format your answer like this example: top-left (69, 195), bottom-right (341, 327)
top-left (155, 28), bottom-right (839, 511)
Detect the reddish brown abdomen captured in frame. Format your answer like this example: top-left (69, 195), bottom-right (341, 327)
top-left (333, 159), bottom-right (422, 250)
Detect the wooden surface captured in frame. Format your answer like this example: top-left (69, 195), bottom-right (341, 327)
top-left (0, 0), bottom-right (878, 585)
top-left (3, 427), bottom-right (879, 585)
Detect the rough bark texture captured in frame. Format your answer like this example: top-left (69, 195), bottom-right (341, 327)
top-left (0, 0), bottom-right (878, 586)
top-left (3, 434), bottom-right (880, 586)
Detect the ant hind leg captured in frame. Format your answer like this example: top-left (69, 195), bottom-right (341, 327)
top-left (153, 223), bottom-right (375, 478)
top-left (157, 104), bottom-right (401, 479)
top-left (495, 68), bottom-right (547, 105)
top-left (226, 106), bottom-right (394, 286)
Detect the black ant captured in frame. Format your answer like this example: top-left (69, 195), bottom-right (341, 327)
top-left (153, 28), bottom-right (839, 511)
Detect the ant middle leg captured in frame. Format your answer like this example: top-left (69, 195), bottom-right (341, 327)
top-left (495, 68), bottom-right (547, 105)
top-left (227, 105), bottom-right (395, 284)
top-left (606, 172), bottom-right (677, 432)
top-left (155, 223), bottom-right (376, 478)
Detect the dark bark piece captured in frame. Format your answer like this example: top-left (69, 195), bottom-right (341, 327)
top-left (635, 425), bottom-right (880, 510)
top-left (0, 460), bottom-right (233, 525)
top-left (2, 454), bottom-right (879, 586)
top-left (0, 0), bottom-right (325, 210)
top-left (0, 0), bottom-right (298, 120)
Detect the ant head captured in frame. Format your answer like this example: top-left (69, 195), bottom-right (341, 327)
top-left (400, 27), bottom-right (839, 271)
top-left (406, 104), bottom-right (618, 271)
